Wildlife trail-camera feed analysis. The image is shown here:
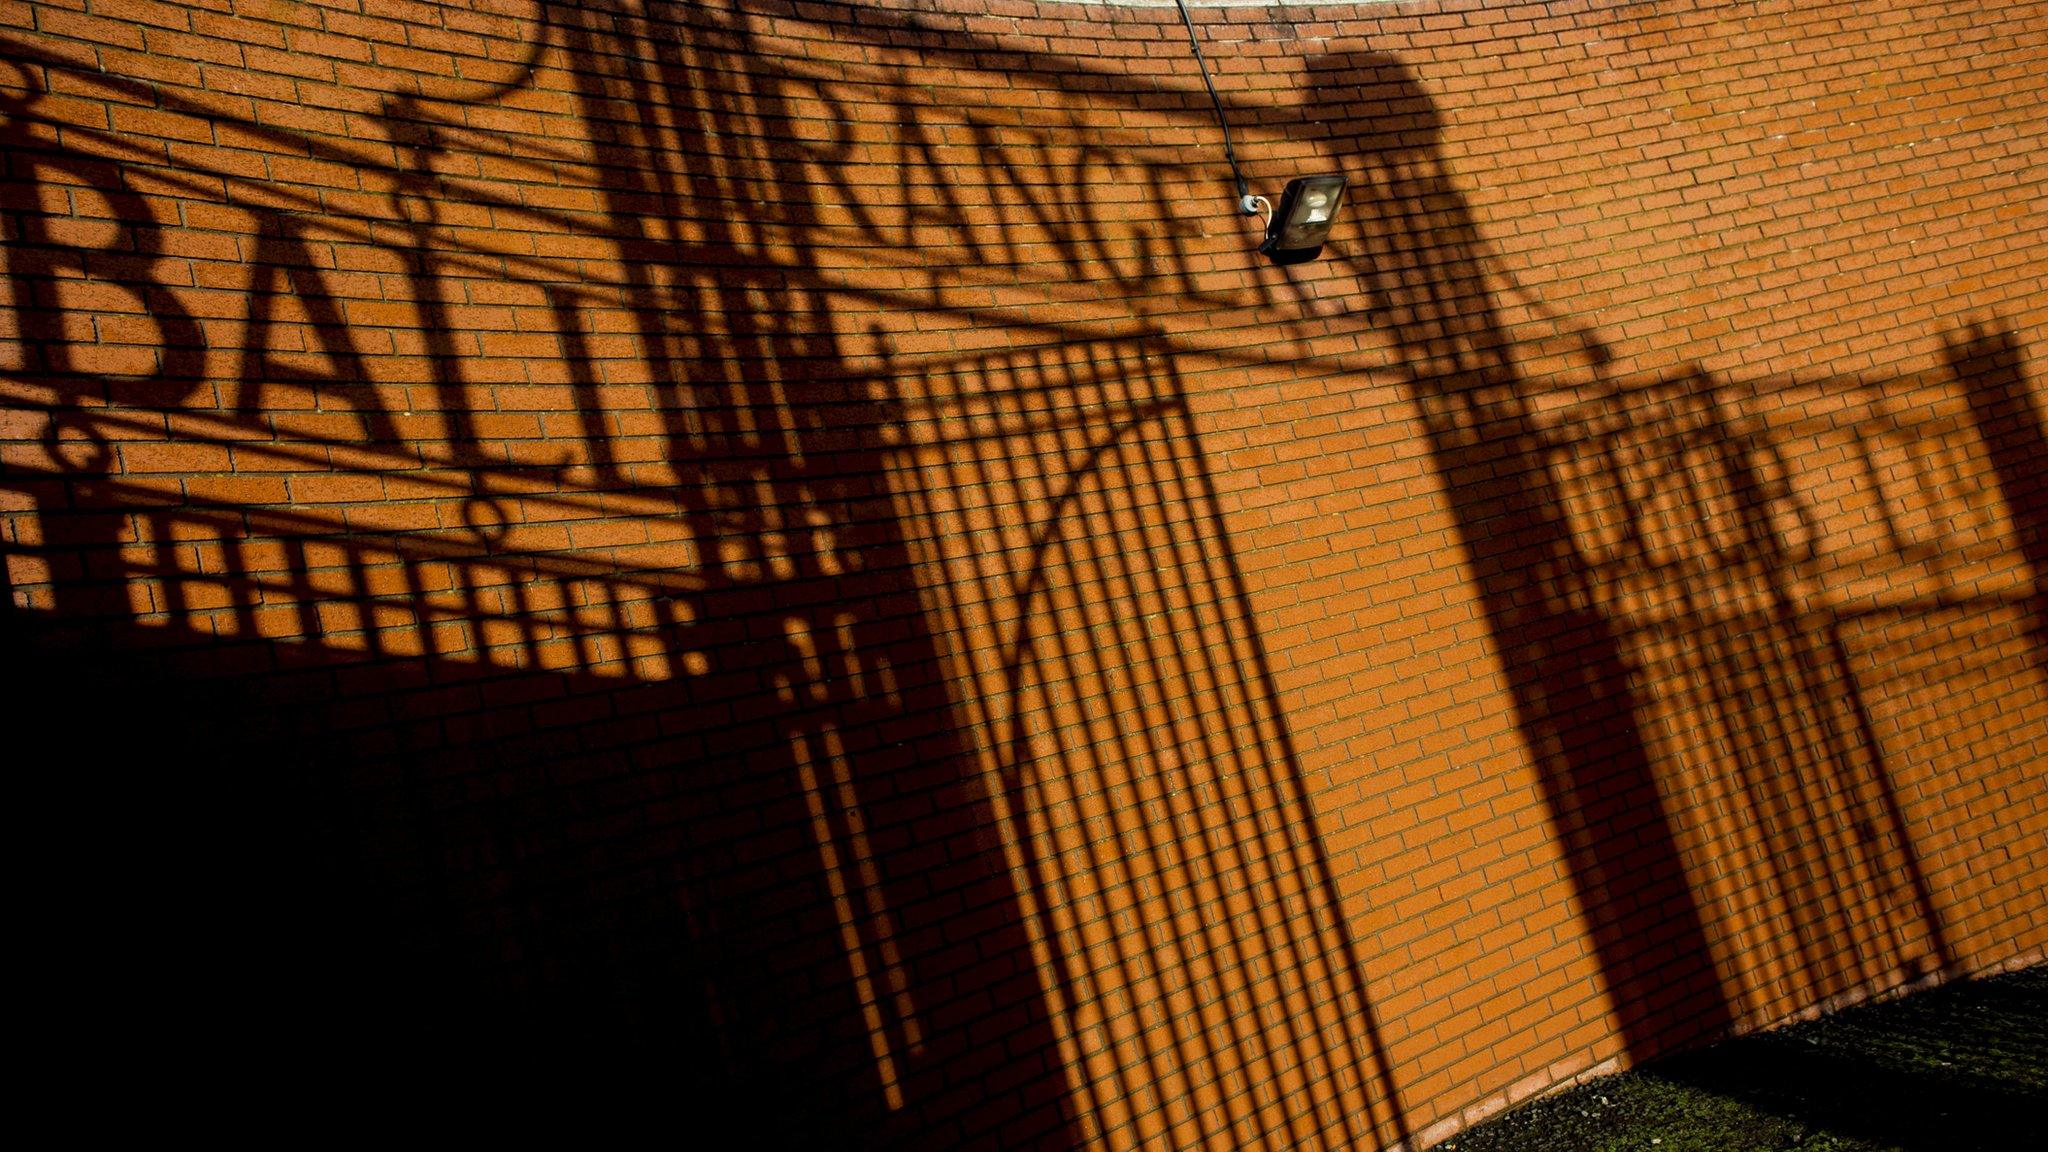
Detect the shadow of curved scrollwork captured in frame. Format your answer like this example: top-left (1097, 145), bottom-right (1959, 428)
top-left (882, 332), bottom-right (1410, 1147)
top-left (0, 4), bottom-right (2040, 1148)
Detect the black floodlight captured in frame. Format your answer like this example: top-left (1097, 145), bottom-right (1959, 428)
top-left (1257, 175), bottom-right (1348, 264)
top-left (1169, 0), bottom-right (1351, 268)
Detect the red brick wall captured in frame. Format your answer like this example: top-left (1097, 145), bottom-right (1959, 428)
top-left (3, 0), bottom-right (2043, 1144)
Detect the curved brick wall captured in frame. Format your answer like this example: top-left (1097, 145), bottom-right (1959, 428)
top-left (3, 0), bottom-right (2044, 1145)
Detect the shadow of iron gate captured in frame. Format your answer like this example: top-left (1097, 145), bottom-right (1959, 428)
top-left (881, 331), bottom-right (1409, 1151)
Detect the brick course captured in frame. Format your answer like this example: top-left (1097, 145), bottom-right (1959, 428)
top-left (2, 0), bottom-right (2043, 1145)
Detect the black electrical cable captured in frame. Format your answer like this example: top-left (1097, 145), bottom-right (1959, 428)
top-left (1172, 0), bottom-right (1253, 212)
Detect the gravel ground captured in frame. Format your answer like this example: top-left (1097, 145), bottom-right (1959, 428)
top-left (1427, 966), bottom-right (2046, 1152)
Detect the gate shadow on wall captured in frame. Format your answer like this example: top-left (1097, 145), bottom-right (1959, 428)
top-left (0, 4), bottom-right (1415, 1148)
top-left (1317, 51), bottom-right (2044, 1055)
top-left (879, 333), bottom-right (1407, 1149)
top-left (0, 7), bottom-right (1076, 1148)
top-left (3, 5), bottom-right (2044, 1148)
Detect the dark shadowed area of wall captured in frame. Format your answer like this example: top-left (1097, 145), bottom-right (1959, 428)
top-left (2, 0), bottom-right (2043, 1146)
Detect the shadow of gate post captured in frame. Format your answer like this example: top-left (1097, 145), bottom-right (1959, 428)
top-left (1316, 51), bottom-right (1735, 1059)
top-left (1314, 49), bottom-right (2028, 1061)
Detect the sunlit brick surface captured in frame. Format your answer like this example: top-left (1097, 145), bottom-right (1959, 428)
top-left (2, 0), bottom-right (2042, 1145)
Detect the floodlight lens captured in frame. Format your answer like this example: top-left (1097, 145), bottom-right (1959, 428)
top-left (1258, 174), bottom-right (1349, 264)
